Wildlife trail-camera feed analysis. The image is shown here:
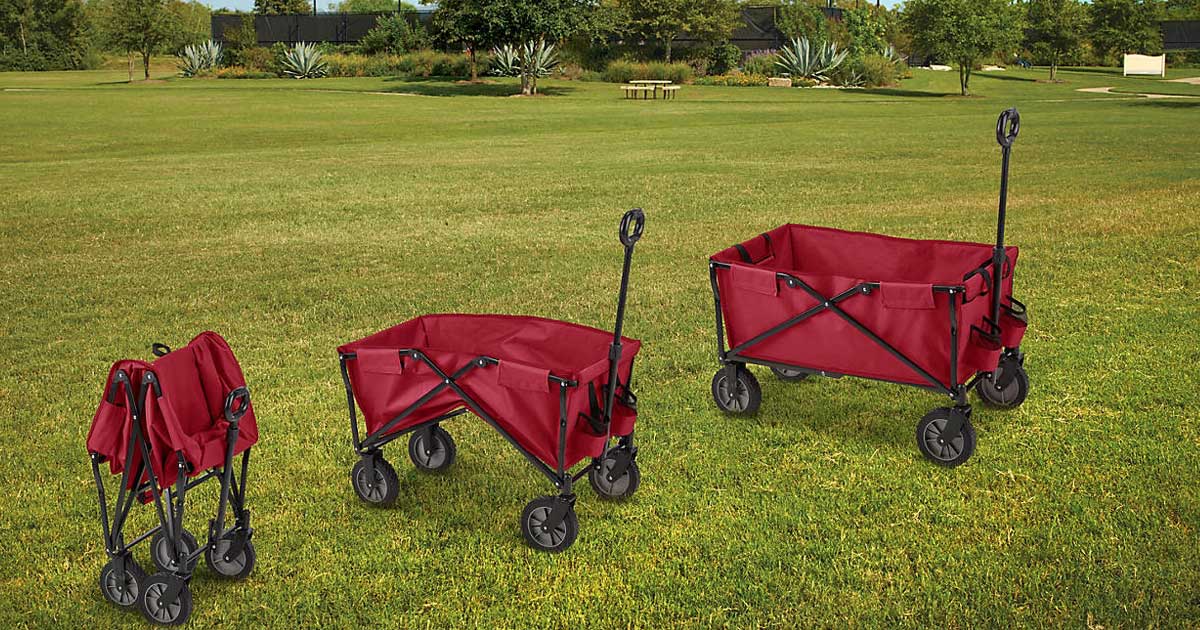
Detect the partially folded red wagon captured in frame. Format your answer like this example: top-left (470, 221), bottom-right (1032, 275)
top-left (337, 210), bottom-right (645, 552)
top-left (87, 331), bottom-right (258, 625)
top-left (708, 110), bottom-right (1031, 467)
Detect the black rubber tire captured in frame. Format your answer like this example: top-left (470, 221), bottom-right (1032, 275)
top-left (916, 408), bottom-right (977, 467)
top-left (408, 425), bottom-right (456, 473)
top-left (975, 363), bottom-right (1029, 409)
top-left (139, 573), bottom-right (193, 626)
top-left (150, 528), bottom-right (199, 574)
top-left (520, 496), bottom-right (578, 553)
top-left (205, 539), bottom-right (256, 580)
top-left (589, 451), bottom-right (641, 500)
top-left (711, 367), bottom-right (762, 414)
top-left (99, 555), bottom-right (145, 608)
top-left (350, 456), bottom-right (400, 506)
top-left (770, 366), bottom-right (810, 383)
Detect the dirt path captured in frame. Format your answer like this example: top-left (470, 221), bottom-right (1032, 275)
top-left (1166, 76), bottom-right (1200, 85)
top-left (1076, 86), bottom-right (1197, 99)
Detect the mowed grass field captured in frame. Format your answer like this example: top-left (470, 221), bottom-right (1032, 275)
top-left (1, 65), bottom-right (1197, 628)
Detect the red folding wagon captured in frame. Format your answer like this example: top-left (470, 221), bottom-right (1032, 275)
top-left (87, 331), bottom-right (258, 625)
top-left (337, 209), bottom-right (645, 552)
top-left (708, 110), bottom-right (1030, 466)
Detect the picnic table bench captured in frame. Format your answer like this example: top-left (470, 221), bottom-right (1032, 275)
top-left (621, 80), bottom-right (681, 100)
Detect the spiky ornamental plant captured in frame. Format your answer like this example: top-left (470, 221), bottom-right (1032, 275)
top-left (280, 42), bottom-right (328, 79)
top-left (518, 39), bottom-right (557, 96)
top-left (775, 36), bottom-right (847, 83)
top-left (177, 40), bottom-right (223, 77)
top-left (490, 43), bottom-right (520, 77)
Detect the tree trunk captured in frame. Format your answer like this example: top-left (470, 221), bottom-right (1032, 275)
top-left (142, 51), bottom-right (151, 80)
top-left (959, 64), bottom-right (970, 96)
top-left (1049, 53), bottom-right (1058, 81)
top-left (664, 38), bottom-right (672, 63)
top-left (521, 73), bottom-right (531, 96)
top-left (469, 48), bottom-right (477, 82)
top-left (127, 51), bottom-right (134, 82)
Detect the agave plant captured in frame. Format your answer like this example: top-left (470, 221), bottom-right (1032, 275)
top-left (775, 36), bottom-right (847, 83)
top-left (280, 42), bottom-right (328, 79)
top-left (177, 40), bottom-right (223, 77)
top-left (490, 43), bottom-right (520, 77)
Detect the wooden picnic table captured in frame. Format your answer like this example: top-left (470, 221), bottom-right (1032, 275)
top-left (622, 80), bottom-right (680, 100)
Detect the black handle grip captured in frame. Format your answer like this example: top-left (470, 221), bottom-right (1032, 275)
top-left (151, 343), bottom-right (171, 357)
top-left (619, 208), bottom-right (644, 248)
top-left (224, 387), bottom-right (251, 423)
top-left (996, 108), bottom-right (1019, 148)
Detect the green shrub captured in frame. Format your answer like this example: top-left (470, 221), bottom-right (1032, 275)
top-left (358, 13), bottom-right (429, 55)
top-left (858, 53), bottom-right (899, 87)
top-left (708, 42), bottom-right (742, 75)
top-left (322, 51), bottom-right (478, 78)
top-left (215, 66), bottom-right (276, 79)
top-left (239, 47), bottom-right (275, 72)
top-left (602, 60), bottom-right (693, 84)
top-left (694, 73), bottom-right (769, 87)
top-left (742, 53), bottom-right (777, 77)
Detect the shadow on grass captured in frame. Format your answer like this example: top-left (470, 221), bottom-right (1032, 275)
top-left (977, 72), bottom-right (1038, 83)
top-left (378, 76), bottom-right (576, 97)
top-left (864, 87), bottom-right (954, 98)
top-left (1125, 99), bottom-right (1200, 109)
top-left (1057, 67), bottom-right (1123, 77)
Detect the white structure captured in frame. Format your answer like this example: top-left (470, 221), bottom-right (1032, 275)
top-left (1123, 54), bottom-right (1166, 77)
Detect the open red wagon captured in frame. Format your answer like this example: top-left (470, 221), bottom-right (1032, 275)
top-left (708, 110), bottom-right (1030, 466)
top-left (337, 209), bottom-right (645, 552)
top-left (86, 331), bottom-right (258, 625)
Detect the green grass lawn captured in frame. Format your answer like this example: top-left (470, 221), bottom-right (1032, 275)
top-left (1, 66), bottom-right (1197, 628)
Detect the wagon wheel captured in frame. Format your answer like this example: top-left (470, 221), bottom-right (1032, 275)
top-left (520, 496), bottom-right (578, 553)
top-left (711, 366), bottom-right (762, 414)
top-left (770, 366), bottom-right (809, 383)
top-left (589, 450), bottom-right (641, 500)
top-left (139, 572), bottom-right (193, 626)
top-left (350, 456), bottom-right (399, 506)
top-left (408, 425), bottom-right (456, 473)
top-left (975, 363), bottom-right (1029, 409)
top-left (150, 528), bottom-right (199, 574)
top-left (99, 555), bottom-right (145, 608)
top-left (205, 539), bottom-right (256, 580)
top-left (916, 408), bottom-right (976, 467)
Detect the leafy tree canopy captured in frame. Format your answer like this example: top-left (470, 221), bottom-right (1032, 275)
top-left (903, 0), bottom-right (1021, 96)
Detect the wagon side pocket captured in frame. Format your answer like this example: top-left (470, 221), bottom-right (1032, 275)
top-left (1000, 297), bottom-right (1029, 348)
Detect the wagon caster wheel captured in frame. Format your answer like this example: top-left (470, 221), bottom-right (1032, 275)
top-left (770, 366), bottom-right (809, 383)
top-left (916, 408), bottom-right (977, 467)
top-left (139, 572), bottom-right (193, 626)
top-left (408, 425), bottom-right (456, 473)
top-left (711, 366), bottom-right (762, 414)
top-left (589, 450), bottom-right (641, 500)
top-left (975, 363), bottom-right (1029, 409)
top-left (520, 496), bottom-right (578, 553)
top-left (150, 528), bottom-right (199, 574)
top-left (205, 538), bottom-right (256, 580)
top-left (350, 455), bottom-right (399, 506)
top-left (99, 555), bottom-right (145, 608)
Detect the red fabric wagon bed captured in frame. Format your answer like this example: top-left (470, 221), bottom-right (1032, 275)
top-left (338, 314), bottom-right (640, 471)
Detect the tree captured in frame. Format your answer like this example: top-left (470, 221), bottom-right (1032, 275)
top-left (102, 0), bottom-right (182, 79)
top-left (0, 0), bottom-right (90, 70)
top-left (428, 0), bottom-right (590, 81)
top-left (611, 0), bottom-right (740, 62)
top-left (254, 0), bottom-right (311, 15)
top-left (843, 5), bottom-right (887, 55)
top-left (329, 0), bottom-right (416, 12)
top-left (358, 8), bottom-right (428, 54)
top-left (1024, 0), bottom-right (1088, 80)
top-left (902, 0), bottom-right (1021, 96)
top-left (776, 0), bottom-right (826, 40)
top-left (1090, 0), bottom-right (1163, 61)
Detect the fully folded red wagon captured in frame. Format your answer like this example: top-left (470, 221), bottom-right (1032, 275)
top-left (87, 331), bottom-right (258, 625)
top-left (337, 209), bottom-right (645, 552)
top-left (708, 110), bottom-right (1031, 466)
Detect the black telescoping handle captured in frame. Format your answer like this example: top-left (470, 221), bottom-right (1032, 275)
top-left (224, 387), bottom-right (251, 424)
top-left (991, 108), bottom-right (1019, 325)
top-left (603, 208), bottom-right (644, 427)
